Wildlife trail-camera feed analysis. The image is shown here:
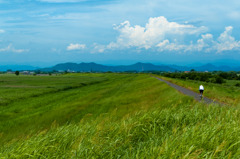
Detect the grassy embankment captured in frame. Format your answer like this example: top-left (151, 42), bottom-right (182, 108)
top-left (0, 73), bottom-right (240, 158)
top-left (0, 73), bottom-right (184, 143)
top-left (159, 75), bottom-right (240, 107)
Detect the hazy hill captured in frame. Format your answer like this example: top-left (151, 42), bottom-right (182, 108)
top-left (41, 62), bottom-right (177, 72)
top-left (1, 62), bottom-right (239, 72)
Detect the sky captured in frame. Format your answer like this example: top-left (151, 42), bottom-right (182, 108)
top-left (0, 0), bottom-right (240, 67)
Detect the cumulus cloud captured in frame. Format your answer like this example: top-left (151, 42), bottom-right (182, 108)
top-left (98, 16), bottom-right (240, 53)
top-left (156, 40), bottom-right (188, 52)
top-left (0, 44), bottom-right (29, 53)
top-left (155, 26), bottom-right (240, 53)
top-left (0, 29), bottom-right (4, 33)
top-left (67, 43), bottom-right (86, 51)
top-left (215, 26), bottom-right (240, 52)
top-left (107, 16), bottom-right (207, 50)
top-left (196, 34), bottom-right (214, 52)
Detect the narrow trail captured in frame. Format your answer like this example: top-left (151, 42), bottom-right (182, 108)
top-left (153, 76), bottom-right (223, 106)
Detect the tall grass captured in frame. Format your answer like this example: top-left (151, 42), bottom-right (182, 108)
top-left (1, 73), bottom-right (239, 158)
top-left (1, 102), bottom-right (240, 158)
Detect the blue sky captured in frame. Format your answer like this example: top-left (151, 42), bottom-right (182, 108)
top-left (0, 0), bottom-right (240, 66)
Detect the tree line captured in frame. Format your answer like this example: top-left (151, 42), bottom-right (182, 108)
top-left (154, 70), bottom-right (240, 85)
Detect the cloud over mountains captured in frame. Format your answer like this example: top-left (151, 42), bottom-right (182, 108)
top-left (93, 16), bottom-right (240, 53)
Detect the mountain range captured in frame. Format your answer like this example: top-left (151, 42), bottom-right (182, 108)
top-left (1, 62), bottom-right (239, 72)
top-left (40, 62), bottom-right (240, 72)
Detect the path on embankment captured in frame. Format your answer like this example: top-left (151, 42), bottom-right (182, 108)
top-left (153, 76), bottom-right (222, 105)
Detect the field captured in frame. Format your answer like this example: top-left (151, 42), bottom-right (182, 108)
top-left (0, 73), bottom-right (240, 158)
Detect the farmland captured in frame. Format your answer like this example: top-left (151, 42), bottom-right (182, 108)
top-left (0, 73), bottom-right (240, 158)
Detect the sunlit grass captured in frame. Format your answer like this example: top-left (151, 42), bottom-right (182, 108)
top-left (1, 102), bottom-right (240, 158)
top-left (0, 73), bottom-right (239, 158)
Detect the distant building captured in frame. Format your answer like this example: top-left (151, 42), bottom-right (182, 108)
top-left (7, 71), bottom-right (14, 74)
top-left (20, 71), bottom-right (30, 75)
top-left (184, 71), bottom-right (190, 73)
top-left (67, 69), bottom-right (75, 73)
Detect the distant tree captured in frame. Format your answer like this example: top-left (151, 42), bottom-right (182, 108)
top-left (190, 69), bottom-right (195, 72)
top-left (229, 71), bottom-right (238, 80)
top-left (35, 70), bottom-right (41, 74)
top-left (235, 83), bottom-right (240, 87)
top-left (214, 76), bottom-right (225, 84)
top-left (15, 71), bottom-right (20, 76)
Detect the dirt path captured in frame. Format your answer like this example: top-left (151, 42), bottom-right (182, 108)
top-left (153, 76), bottom-right (222, 105)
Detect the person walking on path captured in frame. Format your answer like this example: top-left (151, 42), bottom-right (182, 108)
top-left (199, 85), bottom-right (204, 99)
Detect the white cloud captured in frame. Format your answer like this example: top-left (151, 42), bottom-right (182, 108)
top-left (107, 16), bottom-right (207, 50)
top-left (196, 34), bottom-right (214, 52)
top-left (156, 40), bottom-right (188, 52)
top-left (67, 43), bottom-right (86, 51)
top-left (0, 44), bottom-right (29, 53)
top-left (156, 26), bottom-right (240, 53)
top-left (92, 43), bottom-right (105, 53)
top-left (215, 26), bottom-right (240, 53)
top-left (155, 26), bottom-right (240, 53)
top-left (101, 17), bottom-right (240, 53)
top-left (0, 29), bottom-right (5, 33)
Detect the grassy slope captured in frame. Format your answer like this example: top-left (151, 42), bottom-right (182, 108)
top-left (159, 76), bottom-right (240, 107)
top-left (0, 73), bottom-right (185, 143)
top-left (1, 74), bottom-right (240, 158)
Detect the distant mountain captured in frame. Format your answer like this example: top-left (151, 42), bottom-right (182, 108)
top-left (41, 62), bottom-right (177, 72)
top-left (195, 64), bottom-right (218, 71)
top-left (0, 65), bottom-right (38, 71)
top-left (2, 62), bottom-right (239, 72)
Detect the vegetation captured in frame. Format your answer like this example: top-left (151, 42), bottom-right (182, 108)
top-left (158, 71), bottom-right (240, 84)
top-left (235, 83), bottom-right (240, 87)
top-left (15, 71), bottom-right (19, 76)
top-left (0, 73), bottom-right (239, 158)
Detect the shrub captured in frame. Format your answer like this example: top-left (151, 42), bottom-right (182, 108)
top-left (235, 83), bottom-right (240, 87)
top-left (214, 76), bottom-right (225, 84)
top-left (15, 71), bottom-right (20, 76)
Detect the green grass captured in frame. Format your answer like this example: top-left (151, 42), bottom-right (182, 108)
top-left (0, 73), bottom-right (240, 158)
top-left (0, 73), bottom-right (186, 143)
top-left (159, 75), bottom-right (240, 107)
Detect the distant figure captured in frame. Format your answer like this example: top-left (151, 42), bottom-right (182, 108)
top-left (199, 85), bottom-right (204, 98)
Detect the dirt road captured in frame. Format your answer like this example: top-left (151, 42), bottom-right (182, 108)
top-left (153, 76), bottom-right (222, 105)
